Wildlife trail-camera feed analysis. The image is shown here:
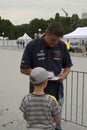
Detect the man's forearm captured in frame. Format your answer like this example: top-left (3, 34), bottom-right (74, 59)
top-left (20, 68), bottom-right (32, 75)
top-left (63, 67), bottom-right (71, 78)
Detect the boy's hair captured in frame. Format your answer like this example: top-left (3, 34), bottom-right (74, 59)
top-left (47, 22), bottom-right (64, 37)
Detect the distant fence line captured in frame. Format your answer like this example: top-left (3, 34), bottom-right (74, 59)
top-left (62, 70), bottom-right (87, 128)
top-left (0, 39), bottom-right (31, 47)
top-left (0, 39), bottom-right (17, 46)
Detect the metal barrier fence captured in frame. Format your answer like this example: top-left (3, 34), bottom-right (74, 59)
top-left (62, 70), bottom-right (87, 128)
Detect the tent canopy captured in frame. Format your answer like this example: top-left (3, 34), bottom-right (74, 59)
top-left (18, 33), bottom-right (32, 40)
top-left (0, 36), bottom-right (9, 40)
top-left (64, 27), bottom-right (87, 39)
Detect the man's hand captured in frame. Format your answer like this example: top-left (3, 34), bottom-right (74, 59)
top-left (58, 73), bottom-right (67, 82)
top-left (57, 67), bottom-right (71, 82)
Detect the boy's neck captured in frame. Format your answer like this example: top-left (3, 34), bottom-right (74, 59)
top-left (32, 85), bottom-right (45, 95)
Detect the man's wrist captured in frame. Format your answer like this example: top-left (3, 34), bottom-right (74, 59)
top-left (63, 72), bottom-right (67, 79)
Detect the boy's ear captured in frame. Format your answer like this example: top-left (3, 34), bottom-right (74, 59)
top-left (44, 80), bottom-right (48, 86)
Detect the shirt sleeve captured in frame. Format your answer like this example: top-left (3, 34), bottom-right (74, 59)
top-left (51, 97), bottom-right (61, 116)
top-left (20, 43), bottom-right (33, 69)
top-left (19, 97), bottom-right (27, 113)
top-left (62, 44), bottom-right (73, 68)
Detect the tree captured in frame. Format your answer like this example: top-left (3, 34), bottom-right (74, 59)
top-left (55, 13), bottom-right (60, 22)
top-left (80, 19), bottom-right (87, 27)
top-left (27, 18), bottom-right (47, 38)
top-left (0, 19), bottom-right (14, 39)
top-left (71, 14), bottom-right (80, 30)
top-left (14, 24), bottom-right (28, 39)
top-left (0, 13), bottom-right (87, 39)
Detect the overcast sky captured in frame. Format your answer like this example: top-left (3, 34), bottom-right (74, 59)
top-left (0, 0), bottom-right (87, 25)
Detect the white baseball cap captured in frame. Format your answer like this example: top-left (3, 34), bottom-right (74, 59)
top-left (30, 67), bottom-right (54, 85)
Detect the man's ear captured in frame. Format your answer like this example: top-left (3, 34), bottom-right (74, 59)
top-left (45, 29), bottom-right (49, 35)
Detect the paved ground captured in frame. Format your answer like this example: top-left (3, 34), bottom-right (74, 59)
top-left (0, 47), bottom-right (87, 130)
top-left (62, 120), bottom-right (87, 130)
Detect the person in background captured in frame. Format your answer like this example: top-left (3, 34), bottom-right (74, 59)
top-left (81, 40), bottom-right (86, 56)
top-left (19, 67), bottom-right (61, 130)
top-left (66, 39), bottom-right (70, 51)
top-left (20, 22), bottom-right (73, 130)
top-left (17, 40), bottom-right (20, 48)
top-left (22, 40), bottom-right (25, 48)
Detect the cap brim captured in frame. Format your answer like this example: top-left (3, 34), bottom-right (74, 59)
top-left (47, 72), bottom-right (54, 79)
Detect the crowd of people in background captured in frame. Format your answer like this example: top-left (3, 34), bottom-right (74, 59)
top-left (16, 40), bottom-right (25, 48)
top-left (65, 38), bottom-right (87, 55)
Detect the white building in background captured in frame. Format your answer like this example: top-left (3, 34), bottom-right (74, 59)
top-left (81, 12), bottom-right (87, 19)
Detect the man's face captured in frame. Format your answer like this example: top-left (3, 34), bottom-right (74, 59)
top-left (44, 30), bottom-right (61, 47)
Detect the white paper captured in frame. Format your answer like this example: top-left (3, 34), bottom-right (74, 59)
top-left (48, 76), bottom-right (60, 81)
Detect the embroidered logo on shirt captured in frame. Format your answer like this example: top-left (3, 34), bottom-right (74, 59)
top-left (54, 51), bottom-right (61, 60)
top-left (37, 50), bottom-right (45, 60)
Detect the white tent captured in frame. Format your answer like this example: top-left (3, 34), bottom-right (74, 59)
top-left (17, 33), bottom-right (32, 46)
top-left (0, 36), bottom-right (9, 40)
top-left (0, 36), bottom-right (3, 40)
top-left (18, 33), bottom-right (32, 40)
top-left (23, 33), bottom-right (32, 40)
top-left (64, 27), bottom-right (87, 39)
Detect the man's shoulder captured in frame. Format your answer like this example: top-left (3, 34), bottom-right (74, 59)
top-left (56, 40), bottom-right (67, 50)
top-left (58, 40), bottom-right (66, 47)
top-left (27, 38), bottom-right (44, 47)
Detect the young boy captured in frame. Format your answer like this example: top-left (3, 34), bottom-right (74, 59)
top-left (19, 67), bottom-right (61, 130)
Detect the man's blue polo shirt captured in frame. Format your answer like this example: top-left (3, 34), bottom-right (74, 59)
top-left (20, 37), bottom-right (73, 101)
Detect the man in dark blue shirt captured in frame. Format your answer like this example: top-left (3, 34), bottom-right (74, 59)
top-left (20, 22), bottom-right (73, 130)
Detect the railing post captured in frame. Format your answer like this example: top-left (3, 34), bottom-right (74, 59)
top-left (70, 71), bottom-right (73, 122)
top-left (81, 73), bottom-right (85, 125)
top-left (76, 72), bottom-right (79, 124)
top-left (65, 77), bottom-right (68, 122)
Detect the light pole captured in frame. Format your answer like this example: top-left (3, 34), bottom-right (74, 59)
top-left (2, 32), bottom-right (4, 46)
top-left (34, 33), bottom-right (38, 39)
top-left (38, 28), bottom-right (42, 38)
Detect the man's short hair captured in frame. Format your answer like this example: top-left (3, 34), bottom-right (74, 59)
top-left (47, 22), bottom-right (64, 37)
